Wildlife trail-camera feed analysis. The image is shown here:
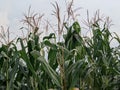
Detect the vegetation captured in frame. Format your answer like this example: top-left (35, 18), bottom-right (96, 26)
top-left (0, 1), bottom-right (120, 90)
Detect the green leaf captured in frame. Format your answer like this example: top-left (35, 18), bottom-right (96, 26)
top-left (72, 21), bottom-right (81, 34)
top-left (37, 56), bottom-right (61, 87)
top-left (44, 40), bottom-right (57, 50)
top-left (30, 50), bottom-right (40, 59)
top-left (43, 33), bottom-right (56, 40)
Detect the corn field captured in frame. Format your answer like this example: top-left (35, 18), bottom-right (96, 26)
top-left (0, 1), bottom-right (120, 90)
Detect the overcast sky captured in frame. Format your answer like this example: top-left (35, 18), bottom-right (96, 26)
top-left (0, 0), bottom-right (120, 38)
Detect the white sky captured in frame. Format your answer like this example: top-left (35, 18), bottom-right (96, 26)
top-left (0, 0), bottom-right (120, 41)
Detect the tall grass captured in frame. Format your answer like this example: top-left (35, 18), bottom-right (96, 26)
top-left (0, 1), bottom-right (120, 90)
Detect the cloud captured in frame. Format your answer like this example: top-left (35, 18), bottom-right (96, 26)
top-left (0, 11), bottom-right (9, 26)
top-left (0, 0), bottom-right (11, 27)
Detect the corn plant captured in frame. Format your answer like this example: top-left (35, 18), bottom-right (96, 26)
top-left (0, 1), bottom-right (120, 90)
top-left (0, 19), bottom-right (120, 90)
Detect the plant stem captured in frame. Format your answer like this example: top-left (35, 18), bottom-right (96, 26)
top-left (6, 59), bottom-right (9, 90)
top-left (60, 47), bottom-right (66, 90)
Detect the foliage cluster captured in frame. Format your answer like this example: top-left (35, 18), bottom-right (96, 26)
top-left (0, 1), bottom-right (120, 90)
